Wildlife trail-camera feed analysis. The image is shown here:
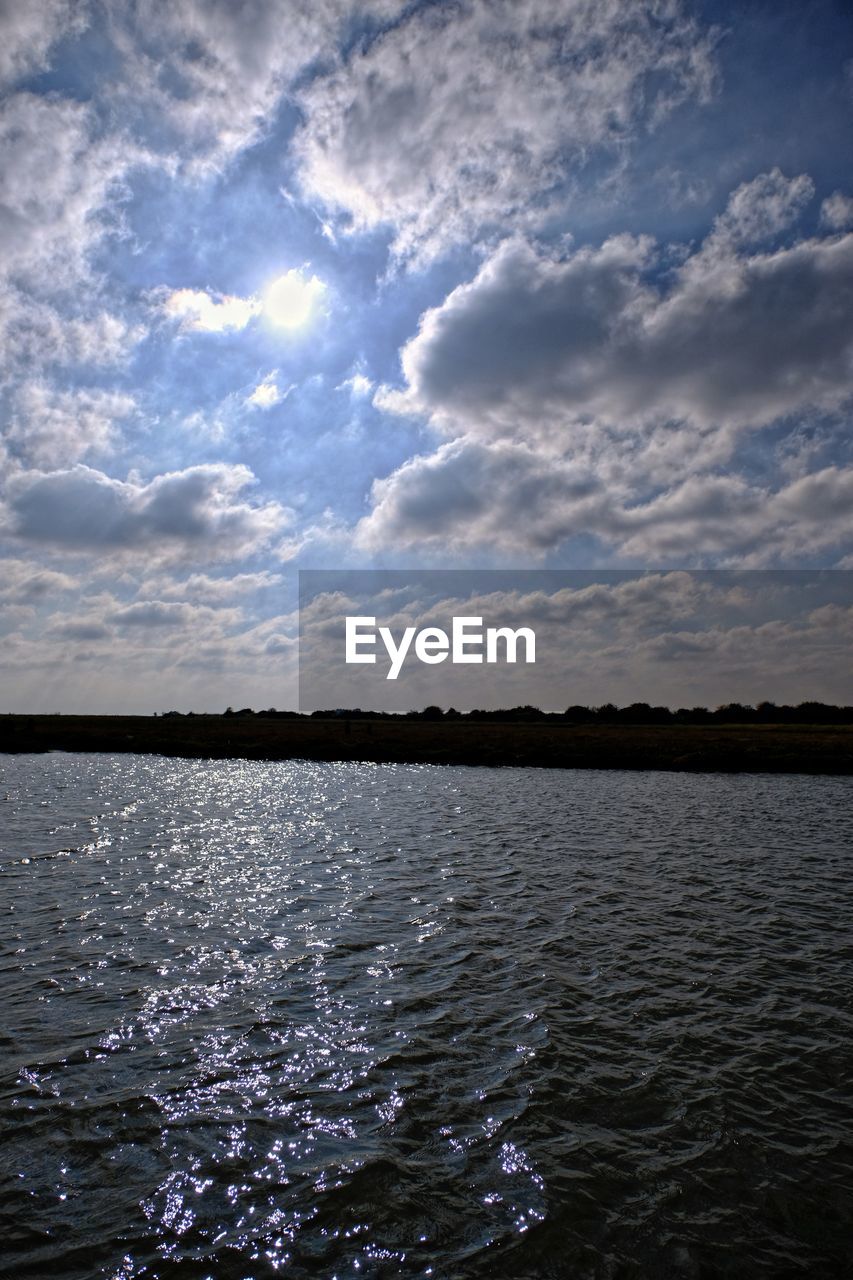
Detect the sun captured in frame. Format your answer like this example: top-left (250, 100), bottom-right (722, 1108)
top-left (262, 269), bottom-right (325, 330)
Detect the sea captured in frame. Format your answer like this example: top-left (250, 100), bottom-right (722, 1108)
top-left (1, 753), bottom-right (851, 1279)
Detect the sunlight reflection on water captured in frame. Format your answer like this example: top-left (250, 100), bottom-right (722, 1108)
top-left (1, 754), bottom-right (852, 1278)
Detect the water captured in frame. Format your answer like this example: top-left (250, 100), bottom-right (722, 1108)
top-left (1, 754), bottom-right (851, 1279)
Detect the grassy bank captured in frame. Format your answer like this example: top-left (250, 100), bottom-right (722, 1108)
top-left (2, 715), bottom-right (852, 774)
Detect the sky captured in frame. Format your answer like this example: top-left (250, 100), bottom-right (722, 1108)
top-left (0, 0), bottom-right (852, 713)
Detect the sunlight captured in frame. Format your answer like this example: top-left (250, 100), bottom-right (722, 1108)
top-left (262, 269), bottom-right (325, 330)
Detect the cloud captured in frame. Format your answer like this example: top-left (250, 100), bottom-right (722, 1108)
top-left (108, 0), bottom-right (408, 169)
top-left (0, 92), bottom-right (146, 288)
top-left (706, 168), bottom-right (814, 250)
top-left (246, 371), bottom-right (283, 408)
top-left (0, 556), bottom-right (77, 603)
top-left (613, 467), bottom-right (853, 561)
top-left (363, 171), bottom-right (853, 558)
top-left (338, 372), bottom-right (373, 398)
top-left (108, 599), bottom-right (242, 630)
top-left (388, 203), bottom-right (853, 443)
top-left (0, 0), bottom-right (87, 89)
top-left (0, 89), bottom-right (150, 378)
top-left (299, 571), bottom-right (853, 711)
top-left (2, 462), bottom-right (289, 560)
top-left (160, 286), bottom-right (260, 333)
top-left (0, 290), bottom-right (144, 375)
top-left (821, 191), bottom-right (853, 230)
top-left (136, 569), bottom-right (283, 603)
top-left (356, 438), bottom-right (605, 554)
top-left (357, 436), bottom-right (853, 563)
top-left (295, 0), bottom-right (717, 261)
top-left (160, 269), bottom-right (327, 336)
top-left (6, 383), bottom-right (135, 466)
top-left (49, 618), bottom-right (112, 642)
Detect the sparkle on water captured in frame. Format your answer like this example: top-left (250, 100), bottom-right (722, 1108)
top-left (1, 754), bottom-right (851, 1279)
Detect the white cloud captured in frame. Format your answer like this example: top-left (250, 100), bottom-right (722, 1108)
top-left (6, 383), bottom-right (135, 466)
top-left (160, 268), bottom-right (328, 339)
top-left (356, 437), bottom-right (606, 555)
top-left (299, 573), bottom-right (853, 710)
top-left (0, 0), bottom-right (88, 89)
top-left (0, 90), bottom-right (151, 379)
top-left (0, 92), bottom-right (146, 288)
top-left (0, 289), bottom-right (144, 375)
top-left (246, 372), bottom-right (283, 409)
top-left (821, 191), bottom-right (853, 230)
top-left (706, 168), bottom-right (814, 250)
top-left (108, 599), bottom-right (243, 630)
top-left (160, 286), bottom-right (260, 334)
top-left (338, 372), bottom-right (373, 398)
top-left (0, 556), bottom-right (77, 603)
top-left (108, 0), bottom-right (408, 169)
top-left (295, 0), bottom-right (717, 261)
top-left (136, 569), bottom-right (283, 603)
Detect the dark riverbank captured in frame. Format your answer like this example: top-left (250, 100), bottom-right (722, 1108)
top-left (3, 715), bottom-right (852, 774)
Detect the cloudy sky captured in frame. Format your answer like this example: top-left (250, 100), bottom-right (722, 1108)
top-left (1, 0), bottom-right (852, 712)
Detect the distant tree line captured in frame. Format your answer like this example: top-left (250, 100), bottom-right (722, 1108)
top-left (158, 702), bottom-right (853, 724)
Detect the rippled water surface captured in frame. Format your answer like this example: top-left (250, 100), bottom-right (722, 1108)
top-left (1, 754), bottom-right (852, 1279)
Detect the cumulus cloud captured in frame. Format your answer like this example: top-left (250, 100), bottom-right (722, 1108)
top-left (362, 170), bottom-right (853, 558)
top-left (389, 204), bottom-right (853, 442)
top-left (159, 269), bottom-right (327, 336)
top-left (338, 372), bottom-right (373, 398)
top-left (356, 438), bottom-right (606, 554)
top-left (6, 383), bottom-right (135, 466)
top-left (296, 0), bottom-right (717, 261)
top-left (614, 467), bottom-right (853, 561)
top-left (358, 437), bottom-right (853, 563)
top-left (2, 462), bottom-right (289, 560)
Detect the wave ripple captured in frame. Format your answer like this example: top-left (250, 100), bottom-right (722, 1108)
top-left (1, 755), bottom-right (851, 1278)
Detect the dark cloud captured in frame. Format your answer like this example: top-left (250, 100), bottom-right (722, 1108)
top-left (362, 173), bottom-right (853, 559)
top-left (51, 618), bottom-right (112, 641)
top-left (3, 463), bottom-right (288, 559)
top-left (390, 193), bottom-right (853, 437)
top-left (357, 438), bottom-right (605, 553)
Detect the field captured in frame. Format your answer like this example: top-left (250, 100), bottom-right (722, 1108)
top-left (3, 715), bottom-right (852, 774)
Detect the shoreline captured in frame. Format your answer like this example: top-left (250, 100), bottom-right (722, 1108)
top-left (3, 715), bottom-right (852, 775)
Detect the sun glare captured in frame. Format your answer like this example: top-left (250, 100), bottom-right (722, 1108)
top-left (262, 269), bottom-right (325, 330)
